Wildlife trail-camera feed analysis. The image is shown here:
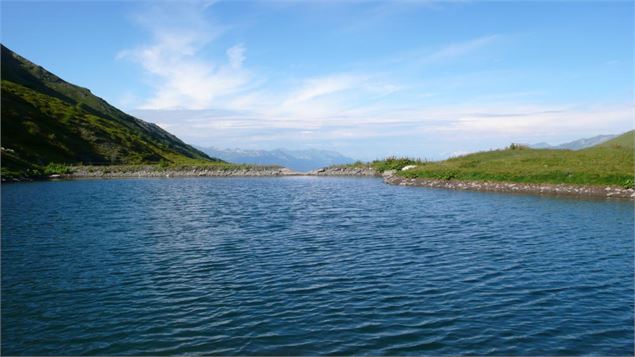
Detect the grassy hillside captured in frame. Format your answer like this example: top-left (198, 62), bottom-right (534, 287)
top-left (330, 157), bottom-right (427, 173)
top-left (1, 44), bottom-right (219, 179)
top-left (593, 130), bottom-right (634, 150)
top-left (339, 131), bottom-right (634, 188)
top-left (399, 132), bottom-right (634, 188)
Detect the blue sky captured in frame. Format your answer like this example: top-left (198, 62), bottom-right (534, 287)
top-left (2, 1), bottom-right (633, 160)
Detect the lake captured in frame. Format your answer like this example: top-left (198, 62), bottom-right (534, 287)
top-left (2, 177), bottom-right (633, 355)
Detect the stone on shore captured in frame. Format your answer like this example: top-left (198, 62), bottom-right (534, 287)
top-left (383, 175), bottom-right (634, 200)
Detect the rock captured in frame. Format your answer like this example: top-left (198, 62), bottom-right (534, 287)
top-left (48, 174), bottom-right (61, 179)
top-left (401, 165), bottom-right (417, 171)
top-left (310, 166), bottom-right (379, 177)
top-left (382, 177), bottom-right (634, 200)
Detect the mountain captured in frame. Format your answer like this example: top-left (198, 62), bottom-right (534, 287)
top-left (1, 45), bottom-right (217, 178)
top-left (199, 147), bottom-right (356, 172)
top-left (593, 130), bottom-right (634, 150)
top-left (529, 134), bottom-right (617, 150)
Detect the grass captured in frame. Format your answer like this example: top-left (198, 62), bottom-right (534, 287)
top-left (43, 163), bottom-right (74, 175)
top-left (397, 131), bottom-right (634, 188)
top-left (330, 156), bottom-right (428, 173)
top-left (1, 160), bottom-right (284, 181)
top-left (339, 131), bottom-right (634, 188)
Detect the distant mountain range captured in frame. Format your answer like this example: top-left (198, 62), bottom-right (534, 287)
top-left (198, 147), bottom-right (356, 172)
top-left (1, 44), bottom-right (217, 178)
top-left (529, 134), bottom-right (618, 150)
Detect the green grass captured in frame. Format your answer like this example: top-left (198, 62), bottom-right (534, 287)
top-left (397, 131), bottom-right (634, 188)
top-left (43, 163), bottom-right (74, 175)
top-left (331, 156), bottom-right (428, 173)
top-left (1, 160), bottom-right (283, 181)
top-left (594, 130), bottom-right (634, 150)
top-left (343, 131), bottom-right (634, 188)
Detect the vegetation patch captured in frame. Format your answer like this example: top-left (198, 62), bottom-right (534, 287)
top-left (43, 163), bottom-right (74, 175)
top-left (396, 131), bottom-right (634, 187)
top-left (330, 156), bottom-right (428, 173)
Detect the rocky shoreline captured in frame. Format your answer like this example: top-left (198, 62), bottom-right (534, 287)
top-left (60, 165), bottom-right (300, 179)
top-left (384, 175), bottom-right (635, 199)
top-left (6, 165), bottom-right (634, 200)
top-left (308, 166), bottom-right (379, 176)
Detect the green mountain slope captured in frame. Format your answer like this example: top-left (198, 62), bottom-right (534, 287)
top-left (593, 130), bottom-right (634, 150)
top-left (1, 44), bottom-right (218, 178)
top-left (396, 133), bottom-right (634, 187)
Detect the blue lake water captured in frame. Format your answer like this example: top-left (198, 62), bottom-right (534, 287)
top-left (2, 177), bottom-right (633, 355)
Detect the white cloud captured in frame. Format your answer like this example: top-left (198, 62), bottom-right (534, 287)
top-left (444, 105), bottom-right (634, 137)
top-left (132, 102), bottom-right (633, 160)
top-left (420, 35), bottom-right (499, 64)
top-left (281, 74), bottom-right (366, 107)
top-left (227, 44), bottom-right (246, 69)
top-left (118, 3), bottom-right (251, 110)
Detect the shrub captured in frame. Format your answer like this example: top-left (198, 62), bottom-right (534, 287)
top-left (43, 163), bottom-right (73, 175)
top-left (372, 156), bottom-right (426, 172)
top-left (158, 159), bottom-right (170, 168)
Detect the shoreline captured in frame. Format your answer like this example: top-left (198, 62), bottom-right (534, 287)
top-left (383, 174), bottom-right (635, 199)
top-left (308, 166), bottom-right (379, 177)
top-left (68, 166), bottom-right (300, 178)
top-left (2, 165), bottom-right (300, 182)
top-left (4, 165), bottom-right (634, 200)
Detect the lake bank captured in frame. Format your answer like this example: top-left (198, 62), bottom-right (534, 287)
top-left (68, 165), bottom-right (300, 179)
top-left (308, 166), bottom-right (379, 176)
top-left (307, 167), bottom-right (635, 199)
top-left (384, 174), bottom-right (635, 199)
top-left (1, 165), bottom-right (300, 182)
top-left (4, 164), bottom-right (634, 200)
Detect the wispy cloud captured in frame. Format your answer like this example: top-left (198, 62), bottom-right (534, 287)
top-left (282, 74), bottom-right (364, 106)
top-left (117, 2), bottom-right (251, 110)
top-left (226, 44), bottom-right (246, 69)
top-left (133, 101), bottom-right (633, 160)
top-left (420, 35), bottom-right (499, 64)
top-left (370, 34), bottom-right (501, 69)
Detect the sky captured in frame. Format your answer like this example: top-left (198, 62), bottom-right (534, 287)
top-left (1, 0), bottom-right (633, 160)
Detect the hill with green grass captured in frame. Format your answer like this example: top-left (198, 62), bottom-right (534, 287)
top-left (339, 131), bottom-right (635, 188)
top-left (593, 130), bottom-right (634, 150)
top-left (1, 45), bottom-right (219, 179)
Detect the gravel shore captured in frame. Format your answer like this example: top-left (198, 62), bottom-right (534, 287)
top-left (384, 175), bottom-right (635, 199)
top-left (10, 164), bottom-right (635, 200)
top-left (63, 165), bottom-right (300, 178)
top-left (308, 166), bottom-right (379, 176)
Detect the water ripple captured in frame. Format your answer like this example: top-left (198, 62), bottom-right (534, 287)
top-left (2, 177), bottom-right (633, 355)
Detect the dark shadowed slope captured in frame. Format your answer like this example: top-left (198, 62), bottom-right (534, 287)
top-left (1, 45), bottom-right (219, 178)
